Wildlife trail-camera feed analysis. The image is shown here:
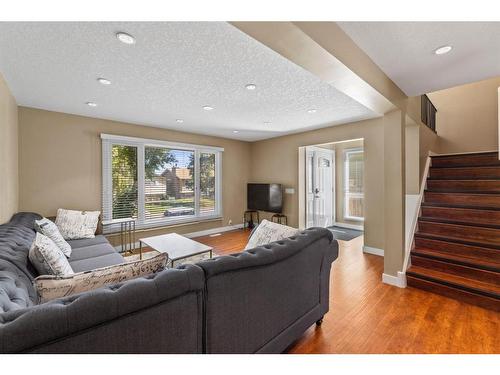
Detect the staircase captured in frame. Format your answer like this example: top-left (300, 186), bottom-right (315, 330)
top-left (407, 151), bottom-right (500, 311)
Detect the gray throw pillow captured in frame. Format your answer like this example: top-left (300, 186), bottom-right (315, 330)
top-left (35, 217), bottom-right (72, 258)
top-left (29, 232), bottom-right (74, 276)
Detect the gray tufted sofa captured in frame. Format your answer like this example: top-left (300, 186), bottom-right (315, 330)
top-left (0, 212), bottom-right (338, 353)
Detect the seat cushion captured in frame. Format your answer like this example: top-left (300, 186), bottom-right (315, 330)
top-left (66, 235), bottom-right (109, 249)
top-left (69, 243), bottom-right (117, 262)
top-left (69, 252), bottom-right (125, 273)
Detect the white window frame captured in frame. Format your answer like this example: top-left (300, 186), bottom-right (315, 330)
top-left (101, 134), bottom-right (223, 232)
top-left (343, 147), bottom-right (364, 222)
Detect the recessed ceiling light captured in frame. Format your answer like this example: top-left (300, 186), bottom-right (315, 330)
top-left (434, 45), bottom-right (452, 55)
top-left (176, 119), bottom-right (184, 123)
top-left (307, 109), bottom-right (317, 114)
top-left (86, 102), bottom-right (97, 107)
top-left (245, 84), bottom-right (257, 90)
top-left (233, 130), bottom-right (239, 134)
top-left (97, 78), bottom-right (111, 85)
top-left (203, 106), bottom-right (214, 111)
top-left (116, 32), bottom-right (136, 45)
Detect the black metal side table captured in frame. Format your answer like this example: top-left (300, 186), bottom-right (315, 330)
top-left (101, 218), bottom-right (136, 256)
top-left (243, 210), bottom-right (260, 229)
top-left (271, 214), bottom-right (287, 225)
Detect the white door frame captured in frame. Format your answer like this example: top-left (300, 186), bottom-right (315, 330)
top-left (305, 146), bottom-right (335, 228)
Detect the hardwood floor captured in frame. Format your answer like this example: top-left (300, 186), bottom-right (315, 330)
top-left (194, 229), bottom-right (500, 354)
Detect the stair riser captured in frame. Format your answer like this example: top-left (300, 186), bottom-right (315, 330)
top-left (414, 237), bottom-right (500, 264)
top-left (431, 153), bottom-right (500, 168)
top-left (410, 255), bottom-right (499, 285)
top-left (407, 275), bottom-right (500, 312)
top-left (429, 167), bottom-right (500, 180)
top-left (420, 206), bottom-right (500, 227)
top-left (424, 192), bottom-right (500, 208)
top-left (426, 180), bottom-right (500, 193)
top-left (418, 221), bottom-right (500, 247)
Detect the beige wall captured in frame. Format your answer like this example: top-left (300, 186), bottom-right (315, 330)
top-left (18, 107), bottom-right (251, 243)
top-left (0, 73), bottom-right (18, 224)
top-left (250, 117), bottom-right (384, 250)
top-left (428, 76), bottom-right (500, 154)
top-left (405, 123), bottom-right (420, 195)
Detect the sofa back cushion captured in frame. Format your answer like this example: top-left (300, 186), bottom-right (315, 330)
top-left (0, 212), bottom-right (41, 313)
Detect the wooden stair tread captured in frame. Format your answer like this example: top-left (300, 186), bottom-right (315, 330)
top-left (406, 275), bottom-right (500, 312)
top-left (411, 246), bottom-right (500, 272)
top-left (415, 232), bottom-right (500, 250)
top-left (417, 220), bottom-right (500, 248)
top-left (407, 265), bottom-right (500, 297)
top-left (419, 216), bottom-right (500, 229)
top-left (426, 179), bottom-right (500, 193)
top-left (421, 202), bottom-right (500, 211)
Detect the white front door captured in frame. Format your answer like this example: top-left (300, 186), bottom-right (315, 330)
top-left (305, 147), bottom-right (334, 228)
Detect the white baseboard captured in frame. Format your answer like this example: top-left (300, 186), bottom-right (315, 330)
top-left (382, 272), bottom-right (407, 288)
top-left (114, 223), bottom-right (244, 252)
top-left (363, 246), bottom-right (384, 256)
top-left (183, 224), bottom-right (244, 238)
top-left (333, 222), bottom-right (364, 231)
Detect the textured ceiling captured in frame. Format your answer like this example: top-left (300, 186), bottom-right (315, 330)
top-left (338, 22), bottom-right (500, 96)
top-left (0, 22), bottom-right (376, 141)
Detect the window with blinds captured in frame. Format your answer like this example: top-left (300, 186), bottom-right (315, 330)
top-left (344, 148), bottom-right (364, 221)
top-left (102, 134), bottom-right (222, 231)
top-left (111, 145), bottom-right (138, 220)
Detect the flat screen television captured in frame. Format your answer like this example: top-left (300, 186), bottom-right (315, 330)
top-left (247, 183), bottom-right (283, 213)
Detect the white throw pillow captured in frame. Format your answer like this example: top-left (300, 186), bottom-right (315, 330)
top-left (55, 208), bottom-right (100, 240)
top-left (35, 217), bottom-right (72, 258)
top-left (244, 219), bottom-right (299, 250)
top-left (33, 253), bottom-right (167, 303)
top-left (29, 232), bottom-right (74, 276)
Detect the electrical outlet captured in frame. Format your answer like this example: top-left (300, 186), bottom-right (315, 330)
top-left (228, 219), bottom-right (232, 226)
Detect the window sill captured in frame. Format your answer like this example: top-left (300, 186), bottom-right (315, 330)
top-left (344, 216), bottom-right (364, 222)
top-left (104, 215), bottom-right (223, 235)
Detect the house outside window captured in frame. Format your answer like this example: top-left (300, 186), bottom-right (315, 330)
top-left (344, 148), bottom-right (364, 221)
top-left (101, 134), bottom-right (223, 232)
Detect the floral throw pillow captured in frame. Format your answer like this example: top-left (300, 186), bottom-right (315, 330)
top-left (35, 217), bottom-right (72, 257)
top-left (29, 232), bottom-right (74, 276)
top-left (33, 253), bottom-right (167, 303)
top-left (244, 219), bottom-right (299, 250)
top-left (55, 208), bottom-right (100, 240)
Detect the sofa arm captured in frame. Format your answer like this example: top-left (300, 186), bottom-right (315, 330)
top-left (0, 265), bottom-right (205, 353)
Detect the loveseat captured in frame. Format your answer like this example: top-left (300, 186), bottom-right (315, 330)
top-left (0, 212), bottom-right (338, 353)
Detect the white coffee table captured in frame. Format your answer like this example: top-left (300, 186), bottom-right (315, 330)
top-left (138, 233), bottom-right (213, 267)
